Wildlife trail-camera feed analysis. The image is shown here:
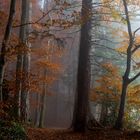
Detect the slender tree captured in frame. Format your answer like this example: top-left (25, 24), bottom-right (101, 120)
top-left (72, 0), bottom-right (92, 132)
top-left (115, 0), bottom-right (140, 129)
top-left (38, 70), bottom-right (47, 128)
top-left (0, 0), bottom-right (16, 101)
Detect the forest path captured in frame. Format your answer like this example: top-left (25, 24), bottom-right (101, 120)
top-left (27, 128), bottom-right (140, 140)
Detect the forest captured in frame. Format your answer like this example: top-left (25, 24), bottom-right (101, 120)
top-left (1, 0), bottom-right (140, 140)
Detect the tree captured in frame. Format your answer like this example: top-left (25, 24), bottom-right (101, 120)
top-left (29, 40), bottom-right (63, 127)
top-left (20, 0), bottom-right (30, 122)
top-left (72, 0), bottom-right (92, 132)
top-left (0, 0), bottom-right (16, 101)
top-left (15, 0), bottom-right (29, 120)
top-left (38, 70), bottom-right (47, 128)
top-left (114, 0), bottom-right (140, 129)
top-left (90, 63), bottom-right (121, 126)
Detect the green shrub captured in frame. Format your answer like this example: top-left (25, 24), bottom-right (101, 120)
top-left (0, 120), bottom-right (26, 140)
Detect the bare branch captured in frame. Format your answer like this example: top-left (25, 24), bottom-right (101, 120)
top-left (13, 7), bottom-right (56, 28)
top-left (129, 71), bottom-right (140, 83)
top-left (131, 45), bottom-right (140, 54)
top-left (133, 27), bottom-right (140, 38)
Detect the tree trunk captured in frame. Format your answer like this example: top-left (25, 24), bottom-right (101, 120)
top-left (114, 78), bottom-right (128, 129)
top-left (35, 93), bottom-right (40, 126)
top-left (20, 0), bottom-right (30, 122)
top-left (72, 0), bottom-right (92, 132)
top-left (0, 0), bottom-right (16, 101)
top-left (15, 0), bottom-right (29, 119)
top-left (100, 102), bottom-right (108, 126)
top-left (114, 0), bottom-right (133, 129)
top-left (38, 70), bottom-right (47, 128)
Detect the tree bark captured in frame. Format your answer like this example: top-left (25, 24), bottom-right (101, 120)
top-left (15, 0), bottom-right (29, 120)
top-left (35, 93), bottom-right (40, 127)
top-left (0, 0), bottom-right (16, 101)
top-left (38, 70), bottom-right (47, 128)
top-left (72, 0), bottom-right (92, 132)
top-left (114, 78), bottom-right (128, 129)
top-left (20, 0), bottom-right (30, 122)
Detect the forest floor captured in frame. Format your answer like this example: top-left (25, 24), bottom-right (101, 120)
top-left (27, 128), bottom-right (140, 140)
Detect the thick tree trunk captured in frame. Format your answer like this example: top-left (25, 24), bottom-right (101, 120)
top-left (20, 0), bottom-right (30, 122)
top-left (0, 0), bottom-right (16, 101)
top-left (15, 0), bottom-right (29, 119)
top-left (72, 0), bottom-right (92, 132)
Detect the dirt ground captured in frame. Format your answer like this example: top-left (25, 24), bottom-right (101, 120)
top-left (27, 128), bottom-right (140, 140)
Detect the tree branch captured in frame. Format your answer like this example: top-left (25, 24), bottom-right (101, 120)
top-left (13, 7), bottom-right (56, 28)
top-left (133, 27), bottom-right (140, 38)
top-left (131, 45), bottom-right (140, 54)
top-left (129, 71), bottom-right (140, 83)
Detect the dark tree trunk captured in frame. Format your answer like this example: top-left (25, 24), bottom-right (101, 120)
top-left (114, 0), bottom-right (134, 129)
top-left (72, 0), bottom-right (92, 132)
top-left (0, 0), bottom-right (16, 101)
top-left (114, 79), bottom-right (128, 129)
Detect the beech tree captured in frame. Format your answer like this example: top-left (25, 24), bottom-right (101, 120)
top-left (72, 0), bottom-right (92, 132)
top-left (38, 70), bottom-right (47, 128)
top-left (15, 0), bottom-right (30, 120)
top-left (114, 0), bottom-right (140, 129)
top-left (20, 0), bottom-right (30, 122)
top-left (0, 0), bottom-right (16, 101)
